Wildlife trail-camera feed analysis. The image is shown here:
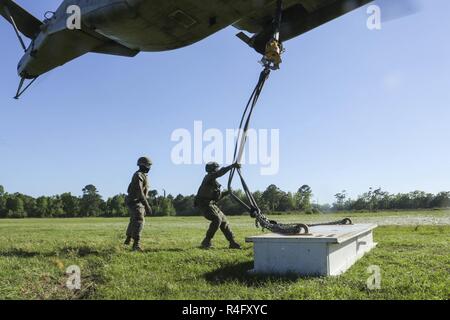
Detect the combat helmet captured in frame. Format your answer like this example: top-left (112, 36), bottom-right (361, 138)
top-left (137, 156), bottom-right (152, 168)
top-left (205, 161), bottom-right (220, 173)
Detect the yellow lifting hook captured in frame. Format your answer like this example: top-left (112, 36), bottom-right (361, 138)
top-left (264, 38), bottom-right (283, 70)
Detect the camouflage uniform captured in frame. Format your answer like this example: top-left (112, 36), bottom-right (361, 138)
top-left (126, 170), bottom-right (151, 249)
top-left (195, 164), bottom-right (239, 248)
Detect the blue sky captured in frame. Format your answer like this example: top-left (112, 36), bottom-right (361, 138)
top-left (1, 0), bottom-right (449, 204)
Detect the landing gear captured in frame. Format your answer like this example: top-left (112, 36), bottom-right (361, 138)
top-left (3, 5), bottom-right (27, 52)
top-left (14, 76), bottom-right (38, 99)
top-left (3, 4), bottom-right (39, 99)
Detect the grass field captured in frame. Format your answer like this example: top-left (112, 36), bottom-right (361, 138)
top-left (0, 211), bottom-right (449, 300)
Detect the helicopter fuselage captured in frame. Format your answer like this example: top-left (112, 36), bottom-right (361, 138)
top-left (18, 0), bottom-right (290, 78)
top-left (6, 0), bottom-right (373, 87)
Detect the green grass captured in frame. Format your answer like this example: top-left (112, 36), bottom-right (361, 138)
top-left (0, 211), bottom-right (449, 300)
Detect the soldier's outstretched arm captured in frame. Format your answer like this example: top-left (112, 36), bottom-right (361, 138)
top-left (211, 163), bottom-right (241, 179)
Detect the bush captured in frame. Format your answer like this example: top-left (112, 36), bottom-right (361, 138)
top-left (6, 210), bottom-right (27, 219)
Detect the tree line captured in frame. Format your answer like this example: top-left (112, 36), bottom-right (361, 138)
top-left (0, 184), bottom-right (448, 219)
top-left (0, 183), bottom-right (314, 218)
top-left (333, 188), bottom-right (450, 211)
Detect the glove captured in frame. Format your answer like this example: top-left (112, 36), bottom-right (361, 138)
top-left (221, 190), bottom-right (230, 197)
top-left (233, 163), bottom-right (242, 169)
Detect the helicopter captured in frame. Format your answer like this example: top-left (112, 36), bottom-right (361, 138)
top-left (0, 0), bottom-right (419, 234)
top-left (0, 0), bottom-right (417, 99)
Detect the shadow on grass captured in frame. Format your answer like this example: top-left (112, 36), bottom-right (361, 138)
top-left (204, 261), bottom-right (304, 287)
top-left (59, 245), bottom-right (117, 257)
top-left (141, 248), bottom-right (186, 254)
top-left (0, 248), bottom-right (41, 258)
top-left (0, 245), bottom-right (117, 258)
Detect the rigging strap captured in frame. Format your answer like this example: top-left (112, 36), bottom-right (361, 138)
top-left (226, 0), bottom-right (352, 235)
top-left (227, 67), bottom-right (313, 235)
top-left (226, 69), bottom-right (353, 235)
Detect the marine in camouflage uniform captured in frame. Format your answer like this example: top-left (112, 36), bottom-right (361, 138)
top-left (124, 157), bottom-right (153, 251)
top-left (195, 162), bottom-right (241, 249)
